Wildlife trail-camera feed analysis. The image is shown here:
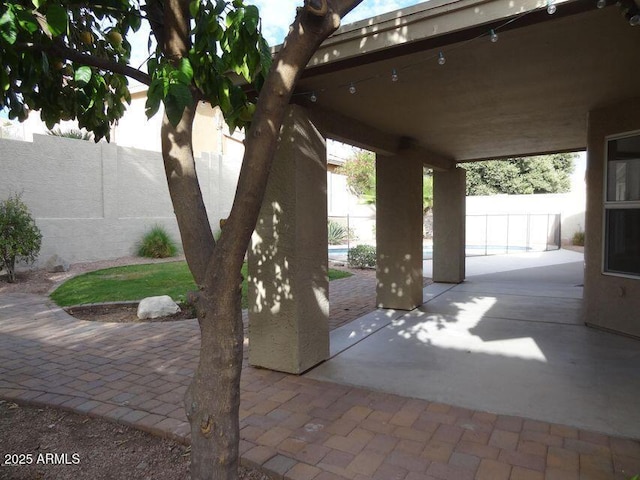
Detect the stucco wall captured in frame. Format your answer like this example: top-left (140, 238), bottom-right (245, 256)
top-left (327, 171), bottom-right (376, 244)
top-left (584, 98), bottom-right (640, 339)
top-left (0, 135), bottom-right (241, 267)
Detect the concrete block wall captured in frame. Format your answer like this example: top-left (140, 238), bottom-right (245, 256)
top-left (0, 135), bottom-right (241, 267)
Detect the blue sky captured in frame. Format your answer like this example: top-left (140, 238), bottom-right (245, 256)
top-left (128, 1), bottom-right (424, 76)
top-left (252, 1), bottom-right (423, 45)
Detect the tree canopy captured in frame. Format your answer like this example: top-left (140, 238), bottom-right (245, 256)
top-left (337, 150), bottom-right (376, 203)
top-left (0, 0), bottom-right (270, 139)
top-left (462, 153), bottom-right (576, 196)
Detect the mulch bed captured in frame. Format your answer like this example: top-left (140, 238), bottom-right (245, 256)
top-left (64, 304), bottom-right (194, 323)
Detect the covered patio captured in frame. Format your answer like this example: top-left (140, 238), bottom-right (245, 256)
top-left (244, 0), bottom-right (640, 446)
top-left (307, 249), bottom-right (640, 440)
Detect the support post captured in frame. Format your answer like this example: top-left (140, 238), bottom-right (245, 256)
top-left (248, 105), bottom-right (329, 374)
top-left (433, 167), bottom-right (466, 283)
top-left (376, 152), bottom-right (424, 310)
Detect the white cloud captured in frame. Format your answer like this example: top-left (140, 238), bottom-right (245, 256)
top-left (252, 0), bottom-right (422, 46)
top-left (252, 0), bottom-right (300, 46)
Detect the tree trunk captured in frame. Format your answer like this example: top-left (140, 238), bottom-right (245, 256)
top-left (161, 102), bottom-right (245, 480)
top-left (184, 280), bottom-right (243, 480)
top-left (157, 1), bottom-right (365, 479)
top-left (6, 257), bottom-right (16, 283)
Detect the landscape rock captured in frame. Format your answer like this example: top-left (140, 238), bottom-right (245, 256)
top-left (137, 295), bottom-right (180, 319)
top-left (45, 255), bottom-right (70, 273)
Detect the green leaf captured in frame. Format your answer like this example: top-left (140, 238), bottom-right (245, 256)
top-left (145, 94), bottom-right (161, 119)
top-left (31, 0), bottom-right (44, 8)
top-left (0, 8), bottom-right (18, 45)
top-left (178, 58), bottom-right (194, 82)
top-left (226, 8), bottom-right (243, 27)
top-left (129, 13), bottom-right (141, 32)
top-left (218, 79), bottom-right (231, 111)
top-left (46, 4), bottom-right (68, 36)
top-left (259, 37), bottom-right (272, 72)
top-left (189, 0), bottom-right (201, 18)
top-left (244, 5), bottom-right (259, 34)
top-left (238, 60), bottom-right (250, 82)
top-left (0, 68), bottom-right (9, 92)
top-left (147, 57), bottom-right (158, 75)
top-left (74, 66), bottom-right (92, 86)
top-left (147, 77), bottom-right (163, 98)
top-left (213, 1), bottom-right (227, 15)
top-left (15, 9), bottom-right (39, 34)
top-left (164, 83), bottom-right (192, 126)
top-left (41, 52), bottom-right (49, 73)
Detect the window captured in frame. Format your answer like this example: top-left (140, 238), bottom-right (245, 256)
top-left (604, 133), bottom-right (640, 277)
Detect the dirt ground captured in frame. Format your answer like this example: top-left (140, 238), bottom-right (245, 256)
top-left (0, 257), bottom-right (272, 480)
top-left (0, 400), bottom-right (269, 480)
top-left (65, 303), bottom-right (194, 323)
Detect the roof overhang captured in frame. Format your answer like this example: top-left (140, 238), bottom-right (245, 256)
top-left (294, 0), bottom-right (640, 164)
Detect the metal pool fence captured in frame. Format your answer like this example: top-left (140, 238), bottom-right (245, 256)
top-left (465, 213), bottom-right (561, 256)
top-left (328, 213), bottom-right (561, 260)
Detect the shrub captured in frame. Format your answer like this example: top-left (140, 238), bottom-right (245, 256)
top-left (0, 193), bottom-right (42, 283)
top-left (137, 225), bottom-right (178, 258)
top-left (348, 244), bottom-right (376, 269)
top-left (572, 229), bottom-right (585, 246)
top-left (328, 220), bottom-right (348, 245)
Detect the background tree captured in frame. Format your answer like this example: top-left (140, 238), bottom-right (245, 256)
top-left (338, 150), bottom-right (434, 210)
top-left (338, 151), bottom-right (434, 235)
top-left (337, 150), bottom-right (376, 203)
top-left (0, 193), bottom-right (42, 283)
top-left (463, 153), bottom-right (576, 196)
top-left (1, 0), bottom-right (363, 478)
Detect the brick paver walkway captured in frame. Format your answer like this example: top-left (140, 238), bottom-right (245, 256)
top-left (328, 268), bottom-right (430, 331)
top-left (1, 284), bottom-right (640, 479)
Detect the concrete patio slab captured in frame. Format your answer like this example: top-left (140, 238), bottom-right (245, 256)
top-left (328, 308), bottom-right (406, 358)
top-left (308, 251), bottom-right (640, 440)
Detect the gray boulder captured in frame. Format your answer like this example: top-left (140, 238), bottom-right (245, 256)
top-left (45, 255), bottom-right (70, 273)
top-left (137, 295), bottom-right (180, 319)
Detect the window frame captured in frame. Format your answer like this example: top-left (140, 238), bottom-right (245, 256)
top-left (602, 130), bottom-right (640, 279)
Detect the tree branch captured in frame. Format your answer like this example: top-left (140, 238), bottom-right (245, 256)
top-left (49, 43), bottom-right (151, 86)
top-left (15, 41), bottom-right (151, 86)
top-left (211, 0), bottom-right (364, 280)
top-left (159, 0), bottom-right (215, 285)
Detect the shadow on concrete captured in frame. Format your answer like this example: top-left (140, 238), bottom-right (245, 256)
top-left (307, 255), bottom-right (640, 440)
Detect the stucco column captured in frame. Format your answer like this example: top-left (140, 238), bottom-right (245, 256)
top-left (248, 105), bottom-right (329, 374)
top-left (376, 152), bottom-right (423, 310)
top-left (433, 168), bottom-right (466, 283)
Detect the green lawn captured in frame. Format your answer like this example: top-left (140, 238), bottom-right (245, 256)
top-left (50, 261), bottom-right (352, 308)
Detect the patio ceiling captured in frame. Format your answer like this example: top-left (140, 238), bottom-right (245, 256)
top-left (294, 0), bottom-right (640, 164)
